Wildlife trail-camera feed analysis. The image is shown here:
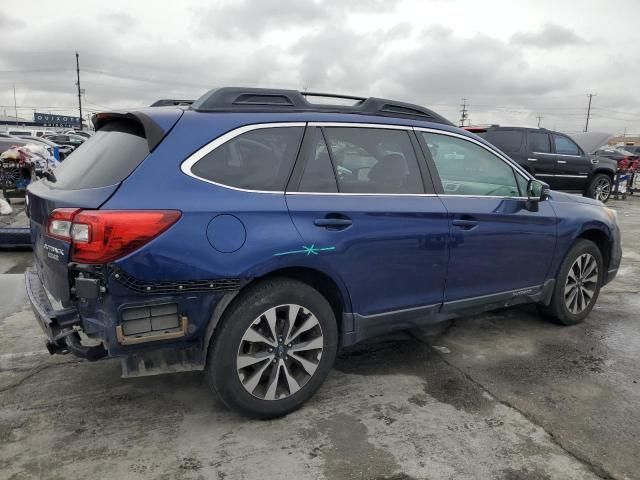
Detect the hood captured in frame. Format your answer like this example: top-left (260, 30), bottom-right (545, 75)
top-left (568, 132), bottom-right (614, 154)
top-left (549, 190), bottom-right (604, 207)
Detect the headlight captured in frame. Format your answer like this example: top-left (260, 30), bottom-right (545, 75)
top-left (604, 207), bottom-right (618, 223)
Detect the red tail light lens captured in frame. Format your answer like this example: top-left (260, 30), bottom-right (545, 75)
top-left (46, 209), bottom-right (181, 263)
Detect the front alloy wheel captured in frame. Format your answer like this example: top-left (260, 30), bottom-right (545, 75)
top-left (237, 304), bottom-right (324, 401)
top-left (564, 253), bottom-right (598, 314)
top-left (538, 239), bottom-right (603, 325)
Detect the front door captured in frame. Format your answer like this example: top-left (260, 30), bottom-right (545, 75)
top-left (526, 131), bottom-right (558, 188)
top-left (286, 125), bottom-right (450, 317)
top-left (416, 129), bottom-right (557, 302)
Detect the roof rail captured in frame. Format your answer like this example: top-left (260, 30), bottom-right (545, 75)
top-left (150, 99), bottom-right (195, 107)
top-left (190, 87), bottom-right (453, 125)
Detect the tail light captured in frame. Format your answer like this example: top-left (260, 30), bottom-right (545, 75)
top-left (47, 209), bottom-right (181, 263)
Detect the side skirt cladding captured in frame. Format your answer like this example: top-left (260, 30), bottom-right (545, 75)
top-left (341, 280), bottom-right (555, 346)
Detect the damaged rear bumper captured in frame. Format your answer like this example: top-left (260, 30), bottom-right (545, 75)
top-left (25, 267), bottom-right (107, 361)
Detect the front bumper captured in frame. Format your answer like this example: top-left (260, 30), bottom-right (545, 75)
top-left (25, 267), bottom-right (107, 360)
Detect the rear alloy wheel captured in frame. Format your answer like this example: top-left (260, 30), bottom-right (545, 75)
top-left (538, 239), bottom-right (603, 325)
top-left (237, 304), bottom-right (324, 401)
top-left (206, 278), bottom-right (338, 418)
top-left (586, 174), bottom-right (612, 203)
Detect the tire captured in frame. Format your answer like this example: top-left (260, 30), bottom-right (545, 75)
top-left (585, 173), bottom-right (612, 203)
top-left (538, 239), bottom-right (603, 325)
top-left (205, 278), bottom-right (338, 419)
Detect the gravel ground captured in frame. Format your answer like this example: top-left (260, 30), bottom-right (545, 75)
top-left (0, 196), bottom-right (638, 480)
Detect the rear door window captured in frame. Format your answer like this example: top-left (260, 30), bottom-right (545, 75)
top-left (528, 132), bottom-right (551, 153)
top-left (298, 129), bottom-right (338, 193)
top-left (191, 127), bottom-right (304, 191)
top-left (49, 120), bottom-right (150, 189)
top-left (481, 130), bottom-right (523, 153)
top-left (553, 134), bottom-right (581, 155)
top-left (321, 127), bottom-right (424, 194)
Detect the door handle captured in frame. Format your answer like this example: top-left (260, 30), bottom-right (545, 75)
top-left (527, 158), bottom-right (538, 162)
top-left (314, 215), bottom-right (352, 229)
top-left (452, 219), bottom-right (479, 230)
top-left (557, 160), bottom-right (567, 164)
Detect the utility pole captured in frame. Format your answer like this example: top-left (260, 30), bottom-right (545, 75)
top-left (13, 84), bottom-right (18, 125)
top-left (584, 93), bottom-right (595, 132)
top-left (459, 98), bottom-right (469, 127)
top-left (75, 52), bottom-right (83, 131)
top-left (536, 116), bottom-right (543, 128)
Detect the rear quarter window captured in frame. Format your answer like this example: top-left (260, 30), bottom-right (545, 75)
top-left (191, 127), bottom-right (304, 191)
top-left (48, 120), bottom-right (149, 189)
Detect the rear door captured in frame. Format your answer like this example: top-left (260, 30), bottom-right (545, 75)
top-left (551, 133), bottom-right (590, 191)
top-left (526, 131), bottom-right (557, 187)
top-left (286, 125), bottom-right (449, 318)
top-left (416, 129), bottom-right (556, 302)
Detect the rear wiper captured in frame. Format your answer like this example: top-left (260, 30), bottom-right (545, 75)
top-left (42, 170), bottom-right (57, 183)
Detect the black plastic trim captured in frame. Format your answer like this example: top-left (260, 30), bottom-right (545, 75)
top-left (110, 266), bottom-right (242, 294)
top-left (190, 87), bottom-right (453, 125)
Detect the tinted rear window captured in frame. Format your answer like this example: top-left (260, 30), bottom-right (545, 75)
top-left (479, 130), bottom-right (523, 153)
top-left (191, 127), bottom-right (304, 191)
top-left (49, 120), bottom-right (149, 190)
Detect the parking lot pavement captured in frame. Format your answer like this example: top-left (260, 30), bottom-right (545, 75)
top-left (1, 198), bottom-right (638, 480)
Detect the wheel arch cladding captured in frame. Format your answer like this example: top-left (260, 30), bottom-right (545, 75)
top-left (202, 266), bottom-right (351, 359)
top-left (577, 228), bottom-right (611, 271)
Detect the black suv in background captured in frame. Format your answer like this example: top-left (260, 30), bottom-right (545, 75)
top-left (467, 126), bottom-right (617, 202)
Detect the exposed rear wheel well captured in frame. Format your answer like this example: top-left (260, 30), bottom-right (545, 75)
top-left (577, 229), bottom-right (611, 271)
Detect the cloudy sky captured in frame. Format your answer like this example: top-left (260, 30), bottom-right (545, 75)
top-left (1, 0), bottom-right (638, 134)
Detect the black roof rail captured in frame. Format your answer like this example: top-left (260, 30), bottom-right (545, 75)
top-left (190, 87), bottom-right (453, 125)
top-left (150, 99), bottom-right (195, 107)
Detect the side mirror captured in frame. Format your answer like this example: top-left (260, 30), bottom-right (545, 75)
top-left (527, 179), bottom-right (550, 202)
top-left (526, 179), bottom-right (550, 211)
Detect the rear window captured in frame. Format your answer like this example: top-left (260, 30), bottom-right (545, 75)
top-left (49, 120), bottom-right (149, 190)
top-left (479, 130), bottom-right (523, 153)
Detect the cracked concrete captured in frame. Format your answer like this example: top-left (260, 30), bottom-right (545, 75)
top-left (1, 196), bottom-right (639, 479)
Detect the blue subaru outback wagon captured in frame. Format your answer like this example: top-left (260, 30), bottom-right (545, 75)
top-left (25, 87), bottom-right (621, 418)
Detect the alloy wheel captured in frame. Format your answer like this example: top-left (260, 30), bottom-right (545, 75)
top-left (564, 253), bottom-right (598, 314)
top-left (594, 178), bottom-right (611, 202)
top-left (236, 304), bottom-right (324, 400)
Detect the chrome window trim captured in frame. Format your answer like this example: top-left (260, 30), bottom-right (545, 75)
top-left (180, 122), bottom-right (306, 194)
top-left (180, 121), bottom-right (536, 201)
top-left (307, 122), bottom-right (410, 130)
top-left (534, 151), bottom-right (582, 158)
top-left (286, 191), bottom-right (530, 200)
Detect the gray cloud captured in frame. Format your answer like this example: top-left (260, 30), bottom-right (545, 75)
top-left (510, 23), bottom-right (587, 48)
top-left (1, 1), bottom-right (638, 135)
top-left (0, 11), bottom-right (25, 29)
top-left (194, 0), bottom-right (401, 38)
